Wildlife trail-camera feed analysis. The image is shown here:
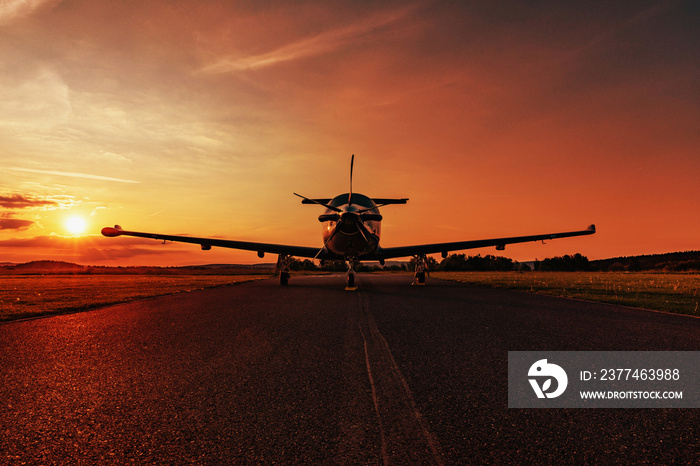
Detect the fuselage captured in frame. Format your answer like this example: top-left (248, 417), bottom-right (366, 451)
top-left (321, 193), bottom-right (381, 258)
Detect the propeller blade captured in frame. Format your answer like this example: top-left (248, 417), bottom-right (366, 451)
top-left (314, 226), bottom-right (339, 260)
top-left (356, 204), bottom-right (386, 214)
top-left (293, 193), bottom-right (342, 212)
top-left (356, 222), bottom-right (370, 243)
top-left (355, 219), bottom-right (380, 250)
top-left (349, 154), bottom-right (354, 207)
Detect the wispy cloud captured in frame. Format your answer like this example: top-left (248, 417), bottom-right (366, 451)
top-left (7, 167), bottom-right (140, 184)
top-left (90, 206), bottom-right (106, 216)
top-left (201, 4), bottom-right (422, 73)
top-left (563, 0), bottom-right (681, 62)
top-left (0, 0), bottom-right (61, 25)
top-left (147, 209), bottom-right (165, 218)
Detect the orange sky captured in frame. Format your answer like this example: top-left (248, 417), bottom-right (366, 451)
top-left (1, 0), bottom-right (698, 266)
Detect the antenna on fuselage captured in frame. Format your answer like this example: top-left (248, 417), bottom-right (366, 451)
top-left (348, 154), bottom-right (354, 207)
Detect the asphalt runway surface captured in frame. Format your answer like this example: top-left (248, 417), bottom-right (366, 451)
top-left (1, 274), bottom-right (698, 464)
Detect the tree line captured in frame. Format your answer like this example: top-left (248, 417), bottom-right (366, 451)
top-left (288, 250), bottom-right (700, 273)
top-left (288, 253), bottom-right (591, 272)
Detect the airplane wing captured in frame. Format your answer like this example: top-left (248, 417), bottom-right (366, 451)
top-left (375, 224), bottom-right (596, 260)
top-left (101, 226), bottom-right (327, 259)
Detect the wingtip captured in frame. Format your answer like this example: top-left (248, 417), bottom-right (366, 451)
top-left (101, 225), bottom-right (123, 237)
top-left (588, 224), bottom-right (596, 233)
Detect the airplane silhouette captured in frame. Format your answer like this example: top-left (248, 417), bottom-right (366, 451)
top-left (102, 155), bottom-right (595, 289)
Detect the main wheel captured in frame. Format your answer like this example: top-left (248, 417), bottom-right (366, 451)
top-left (280, 271), bottom-right (290, 286)
top-left (416, 271), bottom-right (425, 284)
top-left (347, 273), bottom-right (355, 288)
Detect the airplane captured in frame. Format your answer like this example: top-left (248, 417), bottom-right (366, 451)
top-left (102, 155), bottom-right (595, 289)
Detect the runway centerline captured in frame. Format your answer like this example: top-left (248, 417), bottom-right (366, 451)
top-left (356, 279), bottom-right (444, 465)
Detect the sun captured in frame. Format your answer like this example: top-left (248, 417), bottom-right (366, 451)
top-left (64, 215), bottom-right (88, 235)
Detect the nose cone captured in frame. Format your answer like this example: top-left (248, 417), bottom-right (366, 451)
top-left (343, 203), bottom-right (359, 214)
top-left (338, 211), bottom-right (361, 233)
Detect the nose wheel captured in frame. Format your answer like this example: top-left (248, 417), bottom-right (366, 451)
top-left (280, 271), bottom-right (290, 286)
top-left (345, 259), bottom-right (358, 291)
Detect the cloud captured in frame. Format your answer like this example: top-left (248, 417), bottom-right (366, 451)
top-left (0, 0), bottom-right (60, 25)
top-left (0, 233), bottom-right (197, 263)
top-left (0, 232), bottom-right (253, 265)
top-left (7, 167), bottom-right (140, 184)
top-left (0, 234), bottom-right (150, 248)
top-left (201, 3), bottom-right (422, 73)
top-left (0, 193), bottom-right (58, 209)
top-left (0, 233), bottom-right (194, 252)
top-left (562, 0), bottom-right (682, 62)
top-left (0, 68), bottom-right (71, 126)
top-left (0, 215), bottom-right (34, 231)
top-left (89, 206), bottom-right (106, 216)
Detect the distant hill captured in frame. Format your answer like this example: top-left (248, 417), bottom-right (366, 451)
top-left (0, 261), bottom-right (274, 275)
top-left (591, 251), bottom-right (700, 272)
top-left (7, 260), bottom-right (85, 273)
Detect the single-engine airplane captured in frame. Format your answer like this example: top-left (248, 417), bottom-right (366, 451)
top-left (102, 155), bottom-right (595, 289)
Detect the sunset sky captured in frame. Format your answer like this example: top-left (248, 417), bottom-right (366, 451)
top-left (1, 0), bottom-right (698, 266)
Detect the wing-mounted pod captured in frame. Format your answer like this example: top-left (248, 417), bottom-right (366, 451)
top-left (101, 225), bottom-right (123, 237)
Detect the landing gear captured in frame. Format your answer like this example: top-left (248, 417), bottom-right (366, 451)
top-left (277, 254), bottom-right (292, 286)
top-left (413, 255), bottom-right (428, 286)
top-left (280, 271), bottom-right (290, 286)
top-left (345, 258), bottom-right (358, 291)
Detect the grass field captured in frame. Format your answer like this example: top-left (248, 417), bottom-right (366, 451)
top-left (433, 272), bottom-right (700, 317)
top-left (0, 274), bottom-right (270, 322)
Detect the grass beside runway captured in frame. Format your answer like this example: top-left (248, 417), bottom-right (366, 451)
top-left (0, 274), bottom-right (270, 322)
top-left (433, 271), bottom-right (700, 317)
top-left (4, 271), bottom-right (698, 321)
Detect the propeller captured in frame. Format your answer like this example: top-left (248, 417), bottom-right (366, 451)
top-left (302, 153), bottom-right (381, 225)
top-left (293, 193), bottom-right (342, 212)
top-left (356, 205), bottom-right (384, 214)
top-left (349, 154), bottom-right (354, 207)
top-left (314, 223), bottom-right (340, 260)
top-left (355, 219), bottom-right (372, 244)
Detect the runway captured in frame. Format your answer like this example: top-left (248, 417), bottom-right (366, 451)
top-left (1, 274), bottom-right (698, 464)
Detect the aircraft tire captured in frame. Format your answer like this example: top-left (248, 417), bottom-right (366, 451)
top-left (347, 273), bottom-right (355, 288)
top-left (417, 271), bottom-right (425, 284)
top-left (280, 272), bottom-right (289, 286)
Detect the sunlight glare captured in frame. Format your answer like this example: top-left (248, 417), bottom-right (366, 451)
top-left (65, 215), bottom-right (88, 235)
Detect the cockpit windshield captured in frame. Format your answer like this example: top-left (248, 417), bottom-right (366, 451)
top-left (328, 193), bottom-right (376, 209)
